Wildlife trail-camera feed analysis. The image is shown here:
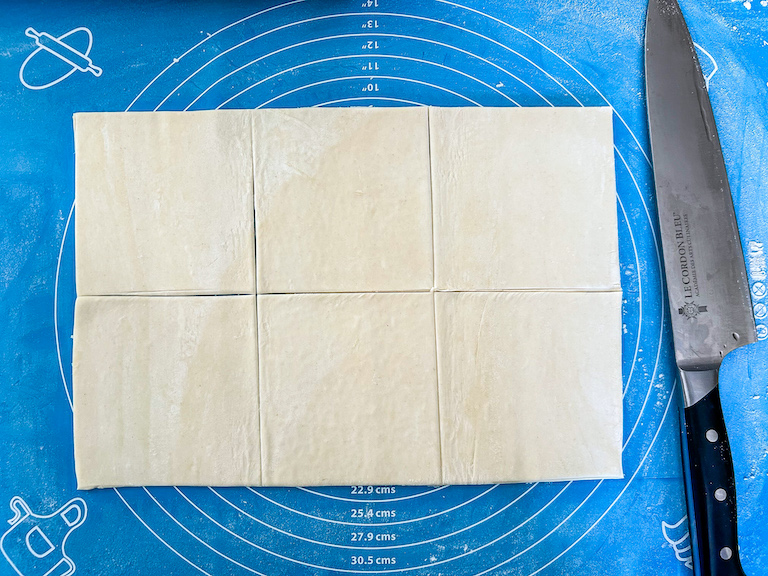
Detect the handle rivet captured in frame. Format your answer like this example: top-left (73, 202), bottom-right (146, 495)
top-left (714, 488), bottom-right (727, 501)
top-left (720, 547), bottom-right (733, 560)
top-left (706, 429), bottom-right (719, 443)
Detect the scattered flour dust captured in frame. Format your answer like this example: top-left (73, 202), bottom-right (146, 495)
top-left (735, 0), bottom-right (768, 8)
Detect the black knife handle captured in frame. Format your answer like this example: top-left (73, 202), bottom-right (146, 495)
top-left (684, 378), bottom-right (746, 576)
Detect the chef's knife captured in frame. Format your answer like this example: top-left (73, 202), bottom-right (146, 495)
top-left (644, 0), bottom-right (756, 574)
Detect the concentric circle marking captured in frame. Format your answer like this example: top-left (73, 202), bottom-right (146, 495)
top-left (200, 53), bottom-right (519, 108)
top-left (208, 485), bottom-right (543, 551)
top-left (242, 74), bottom-right (482, 108)
top-left (55, 2), bottom-right (674, 574)
top-left (181, 32), bottom-right (548, 111)
top-left (315, 97), bottom-right (423, 107)
top-left (244, 484), bottom-right (505, 527)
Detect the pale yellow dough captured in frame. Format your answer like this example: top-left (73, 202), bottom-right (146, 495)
top-left (72, 106), bottom-right (624, 489)
top-left (74, 110), bottom-right (255, 296)
top-left (253, 107), bottom-right (433, 293)
top-left (430, 106), bottom-right (620, 291)
top-left (258, 292), bottom-right (441, 486)
top-left (435, 291), bottom-right (624, 484)
top-left (73, 296), bottom-right (260, 489)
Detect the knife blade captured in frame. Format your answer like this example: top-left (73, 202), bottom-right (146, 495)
top-left (644, 0), bottom-right (756, 574)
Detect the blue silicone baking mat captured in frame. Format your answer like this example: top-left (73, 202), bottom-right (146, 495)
top-left (1, 1), bottom-right (766, 574)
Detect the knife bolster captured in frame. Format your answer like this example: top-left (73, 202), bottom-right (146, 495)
top-left (681, 368), bottom-right (718, 408)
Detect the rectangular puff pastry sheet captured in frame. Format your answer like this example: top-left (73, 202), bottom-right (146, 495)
top-left (430, 106), bottom-right (620, 291)
top-left (74, 110), bottom-right (255, 296)
top-left (253, 107), bottom-right (434, 293)
top-left (72, 106), bottom-right (624, 489)
top-left (257, 292), bottom-right (442, 486)
top-left (435, 291), bottom-right (624, 485)
top-left (73, 295), bottom-right (260, 489)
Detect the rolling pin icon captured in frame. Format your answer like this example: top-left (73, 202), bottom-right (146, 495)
top-left (25, 27), bottom-right (102, 77)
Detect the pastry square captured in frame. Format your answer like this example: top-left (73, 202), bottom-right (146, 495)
top-left (430, 106), bottom-right (620, 291)
top-left (74, 110), bottom-right (255, 296)
top-left (73, 295), bottom-right (260, 488)
top-left (435, 290), bottom-right (623, 484)
top-left (253, 107), bottom-right (433, 293)
top-left (258, 292), bottom-right (441, 486)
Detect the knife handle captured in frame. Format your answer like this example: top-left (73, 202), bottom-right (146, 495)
top-left (683, 373), bottom-right (746, 576)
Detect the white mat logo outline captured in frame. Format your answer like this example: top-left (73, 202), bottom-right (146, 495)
top-left (19, 26), bottom-right (102, 90)
top-left (0, 496), bottom-right (86, 576)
